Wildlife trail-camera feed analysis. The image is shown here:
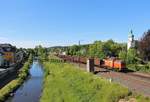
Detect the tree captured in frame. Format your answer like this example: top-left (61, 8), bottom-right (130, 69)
top-left (88, 41), bottom-right (106, 59)
top-left (102, 39), bottom-right (126, 57)
top-left (103, 39), bottom-right (114, 56)
top-left (138, 30), bottom-right (150, 61)
top-left (35, 45), bottom-right (48, 60)
top-left (68, 45), bottom-right (80, 55)
top-left (119, 50), bottom-right (127, 62)
top-left (127, 48), bottom-right (137, 64)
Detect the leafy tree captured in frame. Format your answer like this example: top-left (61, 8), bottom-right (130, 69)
top-left (88, 41), bottom-right (106, 59)
top-left (35, 45), bottom-right (48, 60)
top-left (138, 29), bottom-right (150, 61)
top-left (127, 48), bottom-right (137, 64)
top-left (119, 50), bottom-right (127, 62)
top-left (103, 39), bottom-right (126, 57)
top-left (68, 45), bottom-right (80, 55)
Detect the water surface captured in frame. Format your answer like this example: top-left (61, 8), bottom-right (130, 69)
top-left (6, 60), bottom-right (44, 102)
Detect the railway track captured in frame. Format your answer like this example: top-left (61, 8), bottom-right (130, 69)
top-left (69, 61), bottom-right (150, 97)
top-left (126, 72), bottom-right (150, 81)
top-left (98, 71), bottom-right (150, 97)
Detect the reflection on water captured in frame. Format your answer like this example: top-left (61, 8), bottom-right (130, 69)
top-left (6, 60), bottom-right (44, 102)
top-left (30, 61), bottom-right (43, 77)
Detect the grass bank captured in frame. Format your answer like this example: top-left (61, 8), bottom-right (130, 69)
top-left (40, 60), bottom-right (130, 102)
top-left (0, 54), bottom-right (33, 102)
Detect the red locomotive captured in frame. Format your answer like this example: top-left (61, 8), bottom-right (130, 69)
top-left (58, 55), bottom-right (126, 71)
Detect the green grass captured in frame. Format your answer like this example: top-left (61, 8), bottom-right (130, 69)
top-left (136, 95), bottom-right (150, 102)
top-left (40, 60), bottom-right (130, 102)
top-left (126, 93), bottom-right (150, 102)
top-left (0, 54), bottom-right (33, 102)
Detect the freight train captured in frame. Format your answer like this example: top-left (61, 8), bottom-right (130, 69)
top-left (58, 55), bottom-right (126, 71)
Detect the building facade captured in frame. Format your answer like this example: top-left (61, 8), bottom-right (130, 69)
top-left (0, 44), bottom-right (16, 65)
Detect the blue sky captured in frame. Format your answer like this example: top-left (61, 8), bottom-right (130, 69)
top-left (0, 0), bottom-right (150, 48)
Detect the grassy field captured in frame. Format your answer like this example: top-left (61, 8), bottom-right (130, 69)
top-left (0, 54), bottom-right (33, 102)
top-left (40, 60), bottom-right (131, 102)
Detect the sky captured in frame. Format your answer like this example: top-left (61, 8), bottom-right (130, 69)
top-left (0, 0), bottom-right (150, 48)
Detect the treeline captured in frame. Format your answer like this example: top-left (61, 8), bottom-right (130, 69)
top-left (48, 39), bottom-right (127, 59)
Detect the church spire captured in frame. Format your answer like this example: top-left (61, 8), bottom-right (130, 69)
top-left (129, 29), bottom-right (134, 37)
top-left (128, 30), bottom-right (135, 50)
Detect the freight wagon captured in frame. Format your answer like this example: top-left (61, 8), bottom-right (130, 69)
top-left (58, 55), bottom-right (126, 71)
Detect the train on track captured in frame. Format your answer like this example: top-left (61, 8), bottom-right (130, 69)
top-left (58, 55), bottom-right (126, 71)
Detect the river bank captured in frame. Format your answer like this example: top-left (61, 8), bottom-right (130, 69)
top-left (0, 55), bottom-right (33, 102)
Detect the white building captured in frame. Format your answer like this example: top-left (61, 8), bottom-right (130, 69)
top-left (62, 51), bottom-right (66, 55)
top-left (128, 30), bottom-right (135, 50)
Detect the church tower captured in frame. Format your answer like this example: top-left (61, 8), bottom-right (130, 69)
top-left (128, 30), bottom-right (135, 49)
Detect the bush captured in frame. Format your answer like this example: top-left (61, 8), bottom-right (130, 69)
top-left (127, 49), bottom-right (137, 64)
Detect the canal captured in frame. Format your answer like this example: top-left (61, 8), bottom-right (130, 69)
top-left (6, 60), bottom-right (44, 102)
